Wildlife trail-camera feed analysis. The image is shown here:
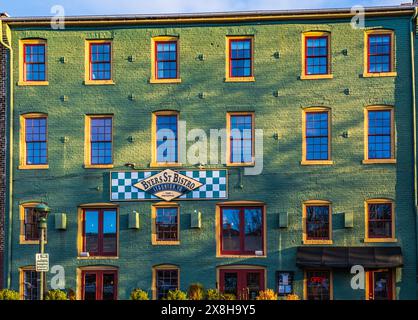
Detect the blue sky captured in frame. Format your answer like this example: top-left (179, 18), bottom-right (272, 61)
top-left (0, 0), bottom-right (405, 17)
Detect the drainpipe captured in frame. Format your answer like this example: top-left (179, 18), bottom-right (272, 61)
top-left (410, 6), bottom-right (418, 289)
top-left (0, 18), bottom-right (14, 289)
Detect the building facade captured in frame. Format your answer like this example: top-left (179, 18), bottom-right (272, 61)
top-left (1, 5), bottom-right (418, 299)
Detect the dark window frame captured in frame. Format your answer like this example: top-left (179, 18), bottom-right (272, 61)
top-left (155, 268), bottom-right (179, 300)
top-left (305, 270), bottom-right (332, 300)
top-left (367, 202), bottom-right (393, 239)
top-left (367, 34), bottom-right (392, 74)
top-left (155, 206), bottom-right (179, 242)
top-left (276, 271), bottom-right (294, 296)
top-left (25, 116), bottom-right (48, 166)
top-left (90, 116), bottom-right (113, 165)
top-left (81, 269), bottom-right (118, 300)
top-left (305, 204), bottom-right (331, 241)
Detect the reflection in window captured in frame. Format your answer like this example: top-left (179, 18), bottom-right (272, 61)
top-left (82, 270), bottom-right (117, 300)
top-left (25, 117), bottom-right (47, 165)
top-left (90, 43), bottom-right (111, 80)
top-left (305, 205), bottom-right (330, 240)
top-left (156, 42), bottom-right (178, 79)
top-left (368, 203), bottom-right (393, 239)
top-left (24, 207), bottom-right (40, 241)
top-left (156, 207), bottom-right (178, 241)
top-left (305, 36), bottom-right (329, 75)
top-left (221, 206), bottom-right (263, 255)
top-left (305, 111), bottom-right (329, 161)
top-left (368, 110), bottom-right (392, 160)
top-left (368, 34), bottom-right (391, 73)
top-left (83, 209), bottom-right (117, 256)
top-left (22, 269), bottom-right (40, 300)
top-left (229, 39), bottom-right (252, 78)
top-left (306, 270), bottom-right (331, 300)
top-left (90, 117), bottom-right (112, 165)
top-left (156, 269), bottom-right (179, 300)
top-left (24, 44), bottom-right (46, 81)
top-left (156, 114), bottom-right (178, 163)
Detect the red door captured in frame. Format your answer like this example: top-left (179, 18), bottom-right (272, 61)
top-left (219, 269), bottom-right (265, 300)
top-left (81, 270), bottom-right (118, 300)
top-left (367, 269), bottom-right (393, 300)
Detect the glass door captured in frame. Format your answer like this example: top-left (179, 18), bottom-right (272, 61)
top-left (219, 268), bottom-right (265, 300)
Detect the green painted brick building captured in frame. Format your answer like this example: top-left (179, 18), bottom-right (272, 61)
top-left (1, 5), bottom-right (418, 300)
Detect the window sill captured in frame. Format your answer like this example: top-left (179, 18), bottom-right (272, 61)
top-left (19, 240), bottom-right (46, 245)
top-left (152, 240), bottom-right (180, 246)
top-left (77, 256), bottom-right (119, 260)
top-left (226, 162), bottom-right (255, 167)
top-left (18, 164), bottom-right (49, 170)
top-left (300, 74), bottom-right (333, 80)
top-left (362, 72), bottom-right (397, 78)
top-left (364, 238), bottom-right (397, 243)
top-left (216, 253), bottom-right (266, 258)
top-left (303, 240), bottom-right (333, 245)
top-left (224, 76), bottom-right (255, 83)
top-left (84, 80), bottom-right (115, 85)
top-left (150, 162), bottom-right (183, 168)
top-left (362, 159), bottom-right (396, 164)
top-left (149, 78), bottom-right (182, 84)
top-left (17, 81), bottom-right (49, 86)
top-left (84, 164), bottom-right (114, 169)
top-left (300, 160), bottom-right (334, 166)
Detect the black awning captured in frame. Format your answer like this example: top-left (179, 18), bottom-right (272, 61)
top-left (296, 246), bottom-right (403, 268)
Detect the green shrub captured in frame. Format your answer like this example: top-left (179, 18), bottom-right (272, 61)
top-left (188, 283), bottom-right (205, 300)
top-left (130, 288), bottom-right (149, 300)
top-left (45, 289), bottom-right (68, 300)
top-left (206, 289), bottom-right (222, 300)
top-left (164, 289), bottom-right (188, 300)
top-left (256, 289), bottom-right (278, 300)
top-left (0, 289), bottom-right (20, 300)
top-left (67, 288), bottom-right (76, 301)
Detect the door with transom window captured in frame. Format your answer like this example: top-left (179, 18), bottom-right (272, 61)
top-left (219, 268), bottom-right (265, 300)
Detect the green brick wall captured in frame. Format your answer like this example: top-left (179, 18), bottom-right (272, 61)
top-left (5, 15), bottom-right (418, 299)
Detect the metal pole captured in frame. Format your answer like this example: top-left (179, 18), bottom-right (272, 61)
top-left (39, 227), bottom-right (45, 300)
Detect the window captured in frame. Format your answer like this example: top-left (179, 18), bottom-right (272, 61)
top-left (20, 267), bottom-right (40, 300)
top-left (227, 112), bottom-right (255, 166)
top-left (152, 111), bottom-right (180, 166)
top-left (305, 270), bottom-right (332, 300)
top-left (85, 40), bottom-right (113, 85)
top-left (153, 265), bottom-right (179, 300)
top-left (366, 269), bottom-right (394, 300)
top-left (302, 108), bottom-right (332, 164)
top-left (81, 269), bottom-right (118, 300)
top-left (276, 271), bottom-right (294, 296)
top-left (82, 208), bottom-right (118, 256)
top-left (364, 30), bottom-right (396, 77)
top-left (303, 201), bottom-right (332, 244)
top-left (364, 106), bottom-right (395, 164)
top-left (301, 32), bottom-right (332, 80)
top-left (225, 37), bottom-right (254, 82)
top-left (365, 200), bottom-right (395, 242)
top-left (218, 205), bottom-right (265, 256)
top-left (152, 204), bottom-right (180, 245)
top-left (151, 36), bottom-right (181, 83)
top-left (218, 267), bottom-right (265, 300)
top-left (84, 115), bottom-right (113, 168)
top-left (19, 114), bottom-right (48, 170)
top-left (19, 39), bottom-right (48, 85)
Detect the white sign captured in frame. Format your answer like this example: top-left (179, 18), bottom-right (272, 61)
top-left (35, 253), bottom-right (49, 272)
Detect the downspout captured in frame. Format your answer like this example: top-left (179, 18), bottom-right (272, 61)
top-left (410, 6), bottom-right (418, 289)
top-left (0, 20), bottom-right (13, 289)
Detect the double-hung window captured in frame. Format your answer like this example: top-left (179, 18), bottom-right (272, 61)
top-left (226, 37), bottom-right (254, 81)
top-left (85, 115), bottom-right (113, 168)
top-left (151, 37), bottom-right (180, 83)
top-left (153, 266), bottom-right (179, 300)
top-left (20, 39), bottom-right (48, 85)
top-left (364, 107), bottom-right (395, 163)
top-left (153, 111), bottom-right (179, 166)
top-left (365, 200), bottom-right (395, 242)
top-left (302, 32), bottom-right (332, 79)
top-left (152, 205), bottom-right (180, 245)
top-left (303, 201), bottom-right (332, 244)
top-left (20, 114), bottom-right (48, 169)
top-left (85, 40), bottom-right (113, 84)
top-left (365, 30), bottom-right (395, 76)
top-left (227, 113), bottom-right (254, 165)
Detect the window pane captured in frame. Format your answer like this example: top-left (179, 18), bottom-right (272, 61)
top-left (306, 271), bottom-right (331, 300)
top-left (84, 273), bottom-right (97, 300)
top-left (84, 210), bottom-right (99, 254)
top-left (277, 272), bottom-right (293, 296)
top-left (103, 210), bottom-right (117, 254)
top-left (157, 269), bottom-right (178, 300)
top-left (222, 208), bottom-right (241, 252)
top-left (90, 43), bottom-right (111, 80)
top-left (223, 272), bottom-right (238, 296)
top-left (230, 115), bottom-right (253, 163)
top-left (244, 208), bottom-right (263, 252)
top-left (305, 36), bottom-right (328, 75)
top-left (156, 207), bottom-right (178, 241)
top-left (368, 203), bottom-right (392, 238)
top-left (24, 207), bottom-right (39, 241)
top-left (24, 44), bottom-right (46, 81)
top-left (90, 117), bottom-right (112, 165)
top-left (25, 117), bottom-right (47, 165)
top-left (156, 41), bottom-right (177, 79)
top-left (373, 271), bottom-right (392, 300)
top-left (305, 112), bottom-right (329, 161)
top-left (230, 39), bottom-right (252, 78)
top-left (368, 34), bottom-right (391, 73)
top-left (102, 273), bottom-right (116, 300)
top-left (23, 270), bottom-right (40, 300)
top-left (368, 110), bottom-right (392, 159)
top-left (156, 115), bottom-right (178, 162)
top-left (306, 205), bottom-right (330, 240)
